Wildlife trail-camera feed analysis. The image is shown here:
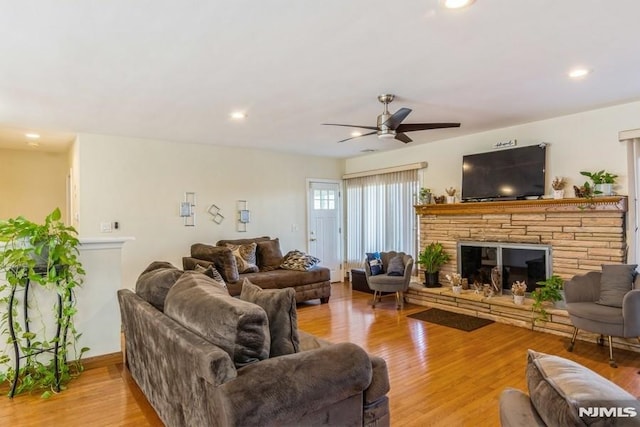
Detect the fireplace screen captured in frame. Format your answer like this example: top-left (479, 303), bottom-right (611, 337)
top-left (457, 242), bottom-right (552, 293)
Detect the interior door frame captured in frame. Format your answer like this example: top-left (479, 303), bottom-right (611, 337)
top-left (306, 178), bottom-right (344, 281)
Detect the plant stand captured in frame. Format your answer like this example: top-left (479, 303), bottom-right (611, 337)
top-left (7, 267), bottom-right (71, 398)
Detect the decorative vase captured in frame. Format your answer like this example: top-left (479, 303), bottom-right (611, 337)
top-left (424, 271), bottom-right (441, 288)
top-left (446, 195), bottom-right (456, 204)
top-left (553, 290), bottom-right (567, 309)
top-left (452, 285), bottom-right (462, 295)
top-left (594, 183), bottom-right (613, 196)
top-left (552, 189), bottom-right (564, 200)
top-left (514, 295), bottom-right (525, 305)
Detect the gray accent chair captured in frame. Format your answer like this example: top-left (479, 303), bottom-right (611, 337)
top-left (564, 270), bottom-right (640, 367)
top-left (363, 251), bottom-right (414, 309)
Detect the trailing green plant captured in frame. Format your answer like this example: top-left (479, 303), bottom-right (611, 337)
top-left (531, 275), bottom-right (564, 325)
top-left (0, 208), bottom-right (88, 398)
top-left (419, 187), bottom-right (432, 204)
top-left (579, 170), bottom-right (618, 185)
top-left (417, 242), bottom-right (451, 273)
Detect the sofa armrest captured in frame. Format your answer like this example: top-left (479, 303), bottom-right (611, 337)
top-left (182, 256), bottom-right (214, 271)
top-left (499, 388), bottom-right (545, 427)
top-left (564, 271), bottom-right (601, 303)
top-left (623, 289), bottom-right (640, 336)
top-left (215, 342), bottom-right (373, 426)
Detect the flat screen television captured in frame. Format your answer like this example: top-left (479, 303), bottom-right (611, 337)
top-left (461, 144), bottom-right (546, 201)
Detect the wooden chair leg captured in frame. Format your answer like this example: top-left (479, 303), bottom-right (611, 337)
top-left (396, 291), bottom-right (403, 310)
top-left (371, 290), bottom-right (377, 308)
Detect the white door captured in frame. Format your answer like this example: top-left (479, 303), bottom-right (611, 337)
top-left (307, 180), bottom-right (342, 282)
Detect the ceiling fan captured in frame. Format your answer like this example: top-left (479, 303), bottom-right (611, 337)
top-left (323, 94), bottom-right (460, 143)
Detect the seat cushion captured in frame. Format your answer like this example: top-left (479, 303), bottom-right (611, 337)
top-left (526, 349), bottom-right (640, 426)
top-left (135, 261), bottom-right (184, 311)
top-left (239, 278), bottom-right (300, 357)
top-left (597, 264), bottom-right (637, 308)
top-left (164, 271), bottom-right (270, 368)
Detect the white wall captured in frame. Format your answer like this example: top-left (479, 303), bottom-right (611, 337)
top-left (75, 133), bottom-right (343, 288)
top-left (345, 101), bottom-right (640, 198)
top-left (0, 148), bottom-right (68, 221)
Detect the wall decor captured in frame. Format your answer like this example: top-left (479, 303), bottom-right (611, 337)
top-left (180, 192), bottom-right (196, 226)
top-left (207, 204), bottom-right (224, 224)
top-left (237, 200), bottom-right (250, 232)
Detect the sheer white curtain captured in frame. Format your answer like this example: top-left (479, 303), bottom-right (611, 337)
top-left (344, 169), bottom-right (418, 270)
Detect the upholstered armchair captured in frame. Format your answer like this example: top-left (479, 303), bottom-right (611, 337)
top-left (564, 265), bottom-right (640, 367)
top-left (363, 251), bottom-right (414, 309)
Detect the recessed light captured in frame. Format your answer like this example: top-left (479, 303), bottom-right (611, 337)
top-left (351, 131), bottom-right (362, 137)
top-left (25, 133), bottom-right (40, 139)
top-left (568, 68), bottom-right (590, 79)
top-left (230, 111), bottom-right (247, 120)
top-left (441, 0), bottom-right (475, 9)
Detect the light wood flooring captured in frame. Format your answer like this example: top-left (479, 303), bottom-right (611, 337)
top-left (1, 282), bottom-right (639, 426)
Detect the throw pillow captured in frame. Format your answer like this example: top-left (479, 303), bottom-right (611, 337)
top-left (386, 254), bottom-right (405, 276)
top-left (526, 349), bottom-right (640, 426)
top-left (135, 261), bottom-right (184, 311)
top-left (366, 252), bottom-right (383, 276)
top-left (194, 264), bottom-right (227, 288)
top-left (256, 238), bottom-right (284, 271)
top-left (226, 243), bottom-right (259, 273)
top-left (280, 250), bottom-right (321, 271)
top-left (164, 272), bottom-right (270, 368)
top-left (597, 264), bottom-right (637, 307)
top-left (190, 244), bottom-right (240, 283)
top-left (239, 278), bottom-right (300, 357)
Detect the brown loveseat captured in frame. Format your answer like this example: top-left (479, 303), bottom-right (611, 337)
top-left (119, 264), bottom-right (390, 426)
top-left (182, 236), bottom-right (331, 303)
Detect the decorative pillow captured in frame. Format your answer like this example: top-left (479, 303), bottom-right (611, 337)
top-left (280, 250), bottom-right (321, 271)
top-left (597, 264), bottom-right (637, 307)
top-left (366, 252), bottom-right (383, 276)
top-left (164, 272), bottom-right (270, 368)
top-left (256, 238), bottom-right (284, 271)
top-left (526, 349), bottom-right (640, 426)
top-left (239, 278), bottom-right (300, 357)
top-left (386, 254), bottom-right (405, 276)
top-left (190, 244), bottom-right (240, 282)
top-left (135, 261), bottom-right (184, 311)
top-left (226, 243), bottom-right (259, 274)
top-left (194, 264), bottom-right (227, 289)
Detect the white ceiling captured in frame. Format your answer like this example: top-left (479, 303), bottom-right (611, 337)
top-left (1, 1), bottom-right (640, 157)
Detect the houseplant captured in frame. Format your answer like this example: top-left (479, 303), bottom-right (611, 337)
top-left (531, 275), bottom-right (564, 324)
top-left (0, 208), bottom-right (88, 398)
top-left (511, 281), bottom-right (527, 305)
top-left (579, 170), bottom-right (618, 196)
top-left (446, 272), bottom-right (462, 294)
top-left (551, 177), bottom-right (566, 199)
top-left (445, 187), bottom-right (456, 204)
top-left (419, 187), bottom-right (432, 204)
top-left (417, 242), bottom-right (451, 288)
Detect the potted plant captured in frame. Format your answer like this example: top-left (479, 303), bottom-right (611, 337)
top-left (417, 242), bottom-right (451, 288)
top-left (419, 187), bottom-right (432, 204)
top-left (446, 272), bottom-right (462, 294)
top-left (511, 281), bottom-right (527, 305)
top-left (579, 170), bottom-right (618, 196)
top-left (531, 275), bottom-right (564, 324)
top-left (0, 208), bottom-right (88, 398)
top-left (445, 187), bottom-right (457, 204)
top-left (551, 177), bottom-right (566, 199)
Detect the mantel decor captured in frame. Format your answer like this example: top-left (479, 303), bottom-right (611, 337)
top-left (414, 196), bottom-right (627, 216)
top-left (0, 208), bottom-right (88, 398)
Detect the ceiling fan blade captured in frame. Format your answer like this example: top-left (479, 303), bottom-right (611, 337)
top-left (396, 122), bottom-right (461, 133)
top-left (382, 107), bottom-right (412, 130)
top-left (322, 123), bottom-right (379, 131)
top-left (395, 133), bottom-right (412, 144)
top-left (337, 131), bottom-right (377, 143)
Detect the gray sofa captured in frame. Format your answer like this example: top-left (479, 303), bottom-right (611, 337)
top-left (119, 265), bottom-right (390, 427)
top-left (500, 349), bottom-right (640, 426)
top-left (183, 236), bottom-right (331, 304)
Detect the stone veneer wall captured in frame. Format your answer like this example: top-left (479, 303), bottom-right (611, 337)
top-left (414, 197), bottom-right (628, 284)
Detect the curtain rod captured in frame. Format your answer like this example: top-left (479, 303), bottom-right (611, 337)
top-left (342, 161), bottom-right (427, 179)
top-left (619, 128), bottom-right (640, 141)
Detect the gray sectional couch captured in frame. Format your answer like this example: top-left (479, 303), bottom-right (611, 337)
top-left (182, 236), bottom-right (331, 303)
top-left (119, 265), bottom-right (390, 426)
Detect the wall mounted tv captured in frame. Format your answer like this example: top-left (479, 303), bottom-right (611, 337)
top-left (461, 144), bottom-right (546, 202)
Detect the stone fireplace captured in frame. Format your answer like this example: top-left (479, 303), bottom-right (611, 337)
top-left (414, 196), bottom-right (628, 284)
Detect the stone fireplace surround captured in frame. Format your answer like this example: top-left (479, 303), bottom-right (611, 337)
top-left (406, 196), bottom-right (639, 353)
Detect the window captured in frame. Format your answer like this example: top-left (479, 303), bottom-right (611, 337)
top-left (344, 169), bottom-right (418, 270)
top-left (313, 189), bottom-right (336, 210)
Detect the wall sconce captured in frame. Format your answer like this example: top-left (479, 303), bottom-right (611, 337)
top-left (237, 200), bottom-right (250, 232)
top-left (180, 192), bottom-right (196, 226)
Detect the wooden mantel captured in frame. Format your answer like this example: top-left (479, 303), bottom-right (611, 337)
top-left (414, 196), bottom-right (627, 216)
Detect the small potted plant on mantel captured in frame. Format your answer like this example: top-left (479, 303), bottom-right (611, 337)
top-left (417, 242), bottom-right (451, 288)
top-left (446, 272), bottom-right (462, 294)
top-left (580, 170), bottom-right (618, 196)
top-left (511, 281), bottom-right (527, 305)
top-left (445, 187), bottom-right (457, 204)
top-left (551, 177), bottom-right (566, 199)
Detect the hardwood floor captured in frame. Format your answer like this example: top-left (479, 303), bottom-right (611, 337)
top-left (1, 282), bottom-right (638, 426)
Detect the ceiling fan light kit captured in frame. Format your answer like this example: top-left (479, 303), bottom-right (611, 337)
top-left (323, 93), bottom-right (460, 144)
